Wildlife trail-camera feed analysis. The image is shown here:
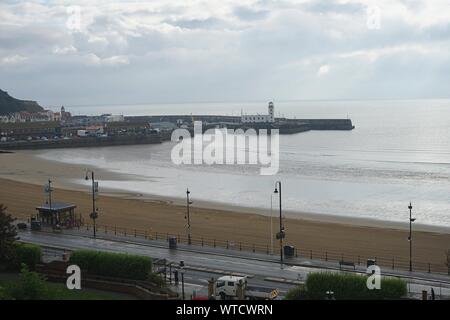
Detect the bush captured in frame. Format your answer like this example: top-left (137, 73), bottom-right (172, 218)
top-left (0, 285), bottom-right (9, 300)
top-left (373, 277), bottom-right (407, 299)
top-left (13, 243), bottom-right (42, 270)
top-left (5, 264), bottom-right (48, 300)
top-left (69, 249), bottom-right (152, 280)
top-left (306, 272), bottom-right (407, 300)
top-left (285, 285), bottom-right (308, 300)
top-left (147, 272), bottom-right (167, 288)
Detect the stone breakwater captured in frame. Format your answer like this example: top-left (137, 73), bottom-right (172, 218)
top-left (127, 115), bottom-right (355, 134)
top-left (0, 134), bottom-right (162, 150)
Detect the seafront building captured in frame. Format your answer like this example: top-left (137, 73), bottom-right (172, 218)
top-left (0, 121), bottom-right (61, 141)
top-left (0, 106), bottom-right (71, 124)
top-left (241, 101), bottom-right (275, 124)
top-left (0, 105), bottom-right (147, 142)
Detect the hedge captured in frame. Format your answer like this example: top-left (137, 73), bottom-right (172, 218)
top-left (305, 272), bottom-right (407, 300)
top-left (284, 285), bottom-right (308, 300)
top-left (14, 243), bottom-right (42, 270)
top-left (69, 250), bottom-right (152, 280)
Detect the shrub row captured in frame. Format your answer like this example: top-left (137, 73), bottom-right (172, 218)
top-left (284, 285), bottom-right (308, 300)
top-left (13, 243), bottom-right (42, 271)
top-left (69, 249), bottom-right (152, 280)
top-left (304, 272), bottom-right (407, 300)
top-left (286, 272), bottom-right (407, 300)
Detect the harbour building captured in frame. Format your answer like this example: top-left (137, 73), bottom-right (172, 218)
top-left (241, 102), bottom-right (275, 124)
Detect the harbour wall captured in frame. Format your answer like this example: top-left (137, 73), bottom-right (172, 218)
top-left (0, 135), bottom-right (162, 150)
top-left (127, 115), bottom-right (354, 133)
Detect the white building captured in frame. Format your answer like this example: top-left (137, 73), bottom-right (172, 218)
top-left (105, 115), bottom-right (125, 122)
top-left (241, 102), bottom-right (275, 124)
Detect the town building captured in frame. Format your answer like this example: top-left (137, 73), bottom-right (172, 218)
top-left (0, 121), bottom-right (61, 140)
top-left (105, 114), bottom-right (125, 122)
top-left (60, 106), bottom-right (71, 122)
top-left (104, 121), bottom-right (151, 136)
top-left (68, 115), bottom-right (106, 127)
top-left (241, 102), bottom-right (275, 124)
top-left (0, 109), bottom-right (59, 123)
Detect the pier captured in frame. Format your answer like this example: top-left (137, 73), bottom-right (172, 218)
top-left (127, 115), bottom-right (355, 134)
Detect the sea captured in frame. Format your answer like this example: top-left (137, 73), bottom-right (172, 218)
top-left (37, 99), bottom-right (450, 228)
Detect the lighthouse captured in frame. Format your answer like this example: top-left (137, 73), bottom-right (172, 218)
top-left (241, 101), bottom-right (275, 124)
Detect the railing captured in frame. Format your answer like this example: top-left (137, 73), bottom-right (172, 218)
top-left (80, 223), bottom-right (450, 276)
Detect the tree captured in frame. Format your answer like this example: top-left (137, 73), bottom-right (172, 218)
top-left (0, 204), bottom-right (18, 264)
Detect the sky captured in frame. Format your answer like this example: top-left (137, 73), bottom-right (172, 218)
top-left (0, 0), bottom-right (449, 107)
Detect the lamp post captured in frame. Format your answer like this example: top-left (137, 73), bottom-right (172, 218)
top-left (270, 193), bottom-right (274, 255)
top-left (45, 179), bottom-right (54, 224)
top-left (85, 170), bottom-right (98, 238)
top-left (186, 188), bottom-right (193, 245)
top-left (180, 260), bottom-right (185, 300)
top-left (408, 202), bottom-right (416, 272)
top-left (274, 181), bottom-right (284, 263)
top-left (46, 179), bottom-right (53, 211)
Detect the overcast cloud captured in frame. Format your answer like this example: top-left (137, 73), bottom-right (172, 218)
top-left (0, 0), bottom-right (449, 106)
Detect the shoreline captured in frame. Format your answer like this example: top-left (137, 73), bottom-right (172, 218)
top-left (0, 150), bottom-right (449, 235)
top-left (2, 150), bottom-right (450, 268)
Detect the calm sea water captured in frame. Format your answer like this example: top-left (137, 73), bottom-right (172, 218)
top-left (41, 99), bottom-right (450, 227)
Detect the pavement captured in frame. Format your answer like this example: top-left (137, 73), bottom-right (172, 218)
top-left (18, 228), bottom-right (450, 300)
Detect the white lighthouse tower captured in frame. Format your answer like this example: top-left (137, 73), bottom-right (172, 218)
top-left (241, 101), bottom-right (275, 123)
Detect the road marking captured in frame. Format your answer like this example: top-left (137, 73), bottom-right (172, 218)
top-left (184, 265), bottom-right (254, 278)
top-left (264, 277), bottom-right (303, 285)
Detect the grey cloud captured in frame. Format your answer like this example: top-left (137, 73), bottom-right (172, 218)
top-left (233, 6), bottom-right (270, 21)
top-left (0, 0), bottom-right (449, 105)
top-left (302, 0), bottom-right (366, 15)
top-left (0, 25), bottom-right (67, 53)
top-left (163, 17), bottom-right (227, 30)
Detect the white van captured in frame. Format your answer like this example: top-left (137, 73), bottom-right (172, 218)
top-left (215, 276), bottom-right (247, 299)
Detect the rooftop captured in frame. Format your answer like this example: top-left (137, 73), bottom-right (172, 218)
top-left (36, 202), bottom-right (76, 211)
top-left (0, 121), bottom-right (60, 129)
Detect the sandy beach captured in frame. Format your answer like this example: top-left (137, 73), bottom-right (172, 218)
top-left (1, 151), bottom-right (449, 271)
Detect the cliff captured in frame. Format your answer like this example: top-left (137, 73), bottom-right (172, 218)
top-left (0, 89), bottom-right (44, 115)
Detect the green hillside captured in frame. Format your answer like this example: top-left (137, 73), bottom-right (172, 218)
top-left (0, 89), bottom-right (44, 115)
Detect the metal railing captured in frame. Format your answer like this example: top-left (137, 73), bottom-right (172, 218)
top-left (80, 223), bottom-right (450, 276)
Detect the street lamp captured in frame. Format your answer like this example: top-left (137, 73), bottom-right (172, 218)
top-left (274, 181), bottom-right (284, 263)
top-left (44, 179), bottom-right (54, 224)
top-left (46, 179), bottom-right (53, 211)
top-left (85, 170), bottom-right (99, 238)
top-left (180, 260), bottom-right (185, 300)
top-left (408, 202), bottom-right (416, 272)
top-left (270, 193), bottom-right (274, 255)
top-left (185, 188), bottom-right (193, 245)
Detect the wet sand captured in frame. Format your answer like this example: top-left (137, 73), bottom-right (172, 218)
top-left (1, 151), bottom-right (449, 269)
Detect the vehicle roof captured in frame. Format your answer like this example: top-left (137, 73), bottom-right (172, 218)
top-left (217, 275), bottom-right (246, 282)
